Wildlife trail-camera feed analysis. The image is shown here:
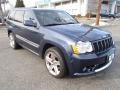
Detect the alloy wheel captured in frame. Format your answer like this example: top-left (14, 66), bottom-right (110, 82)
top-left (45, 52), bottom-right (61, 76)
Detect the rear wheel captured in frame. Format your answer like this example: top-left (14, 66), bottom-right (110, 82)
top-left (9, 33), bottom-right (20, 49)
top-left (44, 47), bottom-right (67, 78)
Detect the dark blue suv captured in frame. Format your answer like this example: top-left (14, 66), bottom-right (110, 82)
top-left (6, 8), bottom-right (115, 78)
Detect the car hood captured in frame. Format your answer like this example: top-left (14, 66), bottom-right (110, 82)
top-left (46, 24), bottom-right (110, 41)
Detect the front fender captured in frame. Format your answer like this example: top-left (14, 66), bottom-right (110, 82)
top-left (38, 33), bottom-right (76, 75)
top-left (39, 37), bottom-right (72, 60)
top-left (39, 37), bottom-right (75, 73)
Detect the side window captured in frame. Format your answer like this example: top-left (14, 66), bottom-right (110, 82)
top-left (34, 11), bottom-right (44, 25)
top-left (24, 11), bottom-right (38, 27)
top-left (8, 10), bottom-right (15, 20)
top-left (24, 11), bottom-right (35, 21)
top-left (14, 10), bottom-right (24, 23)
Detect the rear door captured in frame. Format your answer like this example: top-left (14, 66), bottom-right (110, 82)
top-left (7, 10), bottom-right (16, 31)
top-left (12, 10), bottom-right (25, 45)
top-left (7, 10), bottom-right (25, 45)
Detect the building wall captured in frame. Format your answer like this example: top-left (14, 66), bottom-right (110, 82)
top-left (54, 0), bottom-right (80, 15)
top-left (80, 0), bottom-right (89, 16)
top-left (37, 0), bottom-right (118, 16)
top-left (39, 0), bottom-right (50, 4)
top-left (87, 0), bottom-right (98, 14)
top-left (37, 0), bottom-right (99, 16)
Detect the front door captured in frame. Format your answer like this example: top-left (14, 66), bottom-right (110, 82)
top-left (20, 10), bottom-right (41, 54)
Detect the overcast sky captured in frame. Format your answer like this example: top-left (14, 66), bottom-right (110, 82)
top-left (6, 0), bottom-right (40, 9)
top-left (7, 0), bottom-right (40, 8)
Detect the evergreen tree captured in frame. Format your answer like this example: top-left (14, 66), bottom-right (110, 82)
top-left (15, 0), bottom-right (25, 7)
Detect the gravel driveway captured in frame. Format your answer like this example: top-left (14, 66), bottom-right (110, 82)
top-left (0, 25), bottom-right (120, 90)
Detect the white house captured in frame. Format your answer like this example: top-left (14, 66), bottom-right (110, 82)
top-left (37, 0), bottom-right (96, 16)
top-left (101, 0), bottom-right (120, 16)
top-left (37, 0), bottom-right (120, 16)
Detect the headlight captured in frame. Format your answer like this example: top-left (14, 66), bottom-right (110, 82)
top-left (71, 41), bottom-right (93, 54)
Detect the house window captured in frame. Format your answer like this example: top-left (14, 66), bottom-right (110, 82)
top-left (62, 1), bottom-right (70, 5)
top-left (55, 3), bottom-right (61, 6)
top-left (102, 1), bottom-right (109, 4)
top-left (72, 0), bottom-right (77, 3)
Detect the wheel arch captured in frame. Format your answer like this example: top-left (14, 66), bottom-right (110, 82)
top-left (41, 42), bottom-right (67, 60)
top-left (41, 42), bottom-right (69, 74)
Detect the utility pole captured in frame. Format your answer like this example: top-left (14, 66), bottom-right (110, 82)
top-left (96, 0), bottom-right (102, 25)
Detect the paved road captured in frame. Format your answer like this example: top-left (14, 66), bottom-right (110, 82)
top-left (0, 25), bottom-right (120, 90)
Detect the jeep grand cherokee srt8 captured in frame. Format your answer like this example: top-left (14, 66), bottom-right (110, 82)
top-left (6, 8), bottom-right (115, 78)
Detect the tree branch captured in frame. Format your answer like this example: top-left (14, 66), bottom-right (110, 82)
top-left (0, 0), bottom-right (5, 24)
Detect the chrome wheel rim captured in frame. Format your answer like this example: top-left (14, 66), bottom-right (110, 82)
top-left (45, 52), bottom-right (61, 76)
top-left (9, 34), bottom-right (15, 48)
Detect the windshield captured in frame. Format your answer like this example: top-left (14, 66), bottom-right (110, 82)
top-left (34, 10), bottom-right (78, 26)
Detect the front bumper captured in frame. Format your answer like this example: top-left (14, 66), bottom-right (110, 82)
top-left (73, 58), bottom-right (112, 76)
top-left (66, 47), bottom-right (115, 76)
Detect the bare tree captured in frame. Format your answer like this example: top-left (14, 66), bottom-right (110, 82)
top-left (0, 0), bottom-right (4, 24)
top-left (0, 0), bottom-right (8, 24)
top-left (96, 0), bottom-right (102, 25)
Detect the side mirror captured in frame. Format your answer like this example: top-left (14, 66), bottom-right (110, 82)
top-left (23, 20), bottom-right (37, 27)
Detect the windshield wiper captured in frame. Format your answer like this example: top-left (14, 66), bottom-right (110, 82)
top-left (44, 22), bottom-right (77, 26)
top-left (62, 22), bottom-right (78, 25)
top-left (65, 22), bottom-right (76, 24)
top-left (44, 23), bottom-right (63, 26)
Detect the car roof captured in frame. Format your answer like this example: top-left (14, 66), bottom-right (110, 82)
top-left (13, 8), bottom-right (64, 11)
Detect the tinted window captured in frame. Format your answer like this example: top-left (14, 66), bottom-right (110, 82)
top-left (34, 10), bottom-right (77, 26)
top-left (33, 11), bottom-right (44, 25)
top-left (14, 10), bottom-right (24, 23)
top-left (8, 10), bottom-right (15, 20)
top-left (102, 1), bottom-right (108, 4)
top-left (24, 11), bottom-right (35, 20)
top-left (23, 11), bottom-right (37, 27)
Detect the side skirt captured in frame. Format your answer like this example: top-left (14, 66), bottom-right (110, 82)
top-left (20, 44), bottom-right (40, 56)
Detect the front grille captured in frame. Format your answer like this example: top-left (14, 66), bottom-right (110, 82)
top-left (92, 37), bottom-right (113, 53)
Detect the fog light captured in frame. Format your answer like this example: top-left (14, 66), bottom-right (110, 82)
top-left (109, 53), bottom-right (115, 61)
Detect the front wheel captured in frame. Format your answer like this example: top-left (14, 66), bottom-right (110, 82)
top-left (44, 47), bottom-right (67, 78)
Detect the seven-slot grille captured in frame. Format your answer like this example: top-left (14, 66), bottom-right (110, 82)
top-left (92, 37), bottom-right (113, 53)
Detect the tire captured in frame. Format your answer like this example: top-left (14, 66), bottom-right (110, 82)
top-left (9, 33), bottom-right (20, 49)
top-left (44, 47), bottom-right (67, 78)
